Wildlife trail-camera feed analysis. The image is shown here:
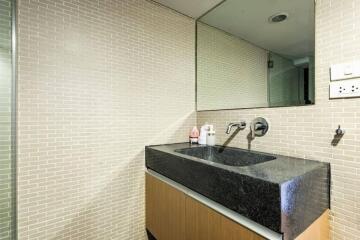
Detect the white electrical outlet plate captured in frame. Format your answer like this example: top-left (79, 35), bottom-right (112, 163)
top-left (330, 61), bottom-right (360, 81)
top-left (329, 79), bottom-right (360, 98)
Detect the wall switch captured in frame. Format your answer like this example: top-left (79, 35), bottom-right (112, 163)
top-left (330, 61), bottom-right (360, 81)
top-left (330, 79), bottom-right (360, 98)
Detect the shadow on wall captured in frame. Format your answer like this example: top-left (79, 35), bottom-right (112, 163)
top-left (218, 128), bottom-right (240, 152)
top-left (330, 134), bottom-right (344, 146)
top-left (147, 111), bottom-right (197, 146)
top-left (51, 111), bottom-right (196, 240)
top-left (50, 151), bottom-right (146, 240)
top-left (219, 128), bottom-right (254, 151)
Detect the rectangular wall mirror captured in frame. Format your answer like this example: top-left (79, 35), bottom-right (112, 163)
top-left (196, 0), bottom-right (315, 111)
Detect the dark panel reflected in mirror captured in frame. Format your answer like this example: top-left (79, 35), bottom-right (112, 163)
top-left (197, 0), bottom-right (315, 111)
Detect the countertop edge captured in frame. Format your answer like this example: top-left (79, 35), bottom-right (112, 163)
top-left (146, 169), bottom-right (283, 240)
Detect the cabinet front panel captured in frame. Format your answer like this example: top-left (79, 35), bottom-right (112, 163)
top-left (146, 173), bottom-right (186, 240)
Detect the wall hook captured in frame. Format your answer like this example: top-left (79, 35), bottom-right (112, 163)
top-left (335, 125), bottom-right (345, 136)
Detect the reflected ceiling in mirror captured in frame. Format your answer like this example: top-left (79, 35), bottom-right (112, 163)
top-left (196, 0), bottom-right (315, 111)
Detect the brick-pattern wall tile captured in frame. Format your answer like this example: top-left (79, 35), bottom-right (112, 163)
top-left (17, 0), bottom-right (195, 239)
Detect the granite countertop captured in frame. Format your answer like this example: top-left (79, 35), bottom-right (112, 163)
top-left (146, 142), bottom-right (328, 184)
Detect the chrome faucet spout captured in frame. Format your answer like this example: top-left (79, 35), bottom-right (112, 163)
top-left (226, 121), bottom-right (246, 134)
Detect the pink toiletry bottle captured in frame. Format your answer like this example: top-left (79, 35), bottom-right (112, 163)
top-left (189, 126), bottom-right (200, 144)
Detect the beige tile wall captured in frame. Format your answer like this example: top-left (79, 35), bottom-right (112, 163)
top-left (198, 0), bottom-right (360, 239)
top-left (17, 0), bottom-right (195, 239)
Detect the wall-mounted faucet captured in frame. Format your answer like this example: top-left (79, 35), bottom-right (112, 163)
top-left (226, 121), bottom-right (246, 134)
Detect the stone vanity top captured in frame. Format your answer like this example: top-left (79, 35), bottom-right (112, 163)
top-left (146, 143), bottom-right (327, 184)
top-left (145, 143), bottom-right (330, 240)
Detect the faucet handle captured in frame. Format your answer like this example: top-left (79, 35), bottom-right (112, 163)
top-left (254, 122), bottom-right (266, 131)
top-left (250, 117), bottom-right (269, 138)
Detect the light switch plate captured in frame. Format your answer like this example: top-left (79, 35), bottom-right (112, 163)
top-left (330, 61), bottom-right (360, 81)
top-left (329, 79), bottom-right (360, 98)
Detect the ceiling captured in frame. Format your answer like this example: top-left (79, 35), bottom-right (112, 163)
top-left (199, 0), bottom-right (315, 59)
top-left (153, 0), bottom-right (224, 18)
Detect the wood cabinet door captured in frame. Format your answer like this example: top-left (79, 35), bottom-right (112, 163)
top-left (295, 209), bottom-right (329, 240)
top-left (145, 173), bottom-right (186, 240)
top-left (185, 196), bottom-right (265, 240)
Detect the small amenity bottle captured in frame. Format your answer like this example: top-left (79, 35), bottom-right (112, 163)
top-left (189, 126), bottom-right (199, 144)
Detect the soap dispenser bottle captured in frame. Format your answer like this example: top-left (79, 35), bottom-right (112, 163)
top-left (206, 125), bottom-right (216, 146)
top-left (198, 123), bottom-right (209, 145)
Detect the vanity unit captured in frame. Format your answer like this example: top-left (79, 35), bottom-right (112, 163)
top-left (145, 143), bottom-right (330, 240)
top-left (145, 1), bottom-right (328, 238)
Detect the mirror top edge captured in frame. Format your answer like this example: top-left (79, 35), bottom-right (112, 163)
top-left (197, 0), bottom-right (315, 60)
top-left (196, 103), bottom-right (315, 113)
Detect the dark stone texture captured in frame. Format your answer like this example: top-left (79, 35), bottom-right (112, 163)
top-left (175, 146), bottom-right (276, 166)
top-left (145, 143), bottom-right (330, 240)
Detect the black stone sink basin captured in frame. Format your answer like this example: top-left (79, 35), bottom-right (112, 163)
top-left (145, 143), bottom-right (330, 240)
top-left (175, 146), bottom-right (276, 167)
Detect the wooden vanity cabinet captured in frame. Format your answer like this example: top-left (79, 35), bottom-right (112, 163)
top-left (145, 173), bottom-right (329, 240)
top-left (145, 172), bottom-right (186, 240)
top-left (146, 173), bottom-right (264, 240)
top-left (295, 209), bottom-right (329, 240)
top-left (184, 195), bottom-right (265, 240)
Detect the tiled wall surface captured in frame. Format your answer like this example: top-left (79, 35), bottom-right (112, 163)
top-left (197, 23), bottom-right (268, 110)
top-left (198, 0), bottom-right (360, 239)
top-left (16, 0), bottom-right (360, 239)
top-left (0, 0), bottom-right (15, 239)
top-left (17, 0), bottom-right (195, 239)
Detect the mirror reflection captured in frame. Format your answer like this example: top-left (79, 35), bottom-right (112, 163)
top-left (197, 0), bottom-right (315, 111)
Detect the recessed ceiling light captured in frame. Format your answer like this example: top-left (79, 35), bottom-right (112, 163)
top-left (268, 13), bottom-right (289, 23)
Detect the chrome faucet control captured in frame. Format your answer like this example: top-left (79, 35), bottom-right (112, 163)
top-left (226, 121), bottom-right (246, 134)
top-left (250, 117), bottom-right (269, 138)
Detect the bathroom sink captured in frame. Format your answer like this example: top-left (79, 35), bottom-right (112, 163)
top-left (145, 143), bottom-right (330, 240)
top-left (175, 146), bottom-right (276, 167)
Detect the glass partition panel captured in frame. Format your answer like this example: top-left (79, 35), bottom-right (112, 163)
top-left (268, 53), bottom-right (315, 107)
top-left (0, 0), bottom-right (16, 239)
